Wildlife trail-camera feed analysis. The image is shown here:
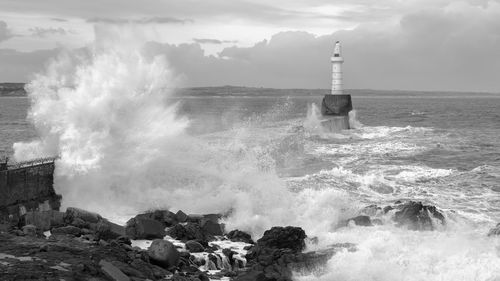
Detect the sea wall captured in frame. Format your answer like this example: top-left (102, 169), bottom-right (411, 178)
top-left (0, 162), bottom-right (61, 223)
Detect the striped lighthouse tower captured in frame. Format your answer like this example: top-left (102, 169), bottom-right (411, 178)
top-left (321, 41), bottom-right (353, 130)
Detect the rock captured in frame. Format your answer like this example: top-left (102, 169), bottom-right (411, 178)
top-left (393, 201), bottom-right (445, 231)
top-left (65, 207), bottom-right (101, 224)
top-left (488, 223), bottom-right (500, 236)
top-left (346, 215), bottom-right (372, 226)
top-left (226, 229), bottom-right (254, 244)
top-left (147, 239), bottom-right (180, 268)
top-left (234, 270), bottom-right (267, 281)
top-left (201, 220), bottom-right (223, 236)
top-left (110, 260), bottom-right (146, 279)
top-left (70, 217), bottom-right (89, 228)
top-left (185, 240), bottom-right (205, 253)
top-left (51, 225), bottom-right (82, 236)
top-left (96, 219), bottom-right (126, 241)
top-left (22, 224), bottom-right (37, 236)
top-left (167, 222), bottom-right (207, 242)
top-left (23, 210), bottom-right (65, 231)
top-left (99, 260), bottom-right (131, 281)
top-left (126, 217), bottom-right (166, 239)
top-left (176, 210), bottom-right (188, 223)
top-left (257, 226), bottom-right (306, 253)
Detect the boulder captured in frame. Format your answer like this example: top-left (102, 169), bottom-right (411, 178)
top-left (65, 207), bottom-right (101, 224)
top-left (126, 217), bottom-right (166, 239)
top-left (51, 225), bottom-right (82, 236)
top-left (96, 219), bottom-right (126, 241)
top-left (488, 223), bottom-right (500, 236)
top-left (147, 239), bottom-right (180, 268)
top-left (201, 220), bottom-right (224, 236)
top-left (176, 210), bottom-right (188, 223)
top-left (167, 222), bottom-right (205, 242)
top-left (346, 215), bottom-right (372, 227)
top-left (393, 201), bottom-right (445, 231)
top-left (256, 226), bottom-right (306, 253)
top-left (99, 260), bottom-right (130, 281)
top-left (226, 229), bottom-right (254, 244)
top-left (23, 210), bottom-right (65, 231)
top-left (185, 240), bottom-right (205, 253)
top-left (22, 224), bottom-right (37, 236)
top-left (234, 270), bottom-right (267, 281)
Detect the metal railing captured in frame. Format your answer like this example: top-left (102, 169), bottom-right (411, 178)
top-left (5, 156), bottom-right (58, 170)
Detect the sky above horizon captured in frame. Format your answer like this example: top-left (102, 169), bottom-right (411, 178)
top-left (0, 0), bottom-right (499, 92)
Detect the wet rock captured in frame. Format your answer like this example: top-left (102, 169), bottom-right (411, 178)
top-left (185, 240), bottom-right (205, 253)
top-left (167, 222), bottom-right (208, 242)
top-left (110, 260), bottom-right (146, 279)
top-left (147, 239), bottom-right (180, 268)
top-left (201, 220), bottom-right (223, 236)
top-left (226, 229), bottom-right (254, 244)
top-left (51, 225), bottom-right (82, 236)
top-left (126, 217), bottom-right (166, 239)
top-left (65, 207), bottom-right (101, 224)
top-left (488, 223), bottom-right (500, 236)
top-left (383, 206), bottom-right (394, 214)
top-left (256, 226), bottom-right (306, 252)
top-left (393, 201), bottom-right (445, 231)
top-left (346, 215), bottom-right (373, 226)
top-left (22, 224), bottom-right (37, 236)
top-left (176, 210), bottom-right (188, 223)
top-left (234, 270), bottom-right (267, 281)
top-left (96, 219), bottom-right (126, 241)
top-left (99, 260), bottom-right (131, 281)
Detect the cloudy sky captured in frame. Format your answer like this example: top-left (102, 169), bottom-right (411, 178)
top-left (0, 0), bottom-right (499, 92)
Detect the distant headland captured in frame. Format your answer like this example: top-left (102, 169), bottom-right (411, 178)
top-left (1, 83), bottom-right (497, 97)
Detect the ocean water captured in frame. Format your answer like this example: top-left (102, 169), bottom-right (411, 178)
top-left (2, 92), bottom-right (500, 279)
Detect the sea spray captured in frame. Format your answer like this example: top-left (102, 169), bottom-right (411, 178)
top-left (12, 25), bottom-right (341, 237)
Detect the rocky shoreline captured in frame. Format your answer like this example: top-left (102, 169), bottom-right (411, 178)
top-left (1, 200), bottom-right (499, 281)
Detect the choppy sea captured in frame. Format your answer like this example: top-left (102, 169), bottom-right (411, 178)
top-left (2, 91), bottom-right (500, 280)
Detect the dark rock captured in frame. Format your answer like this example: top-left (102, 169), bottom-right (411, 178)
top-left (488, 223), bottom-right (500, 236)
top-left (346, 215), bottom-right (373, 226)
top-left (256, 226), bottom-right (306, 252)
top-left (167, 222), bottom-right (208, 242)
top-left (360, 205), bottom-right (381, 216)
top-left (393, 201), bottom-right (445, 231)
top-left (383, 206), bottom-right (394, 214)
top-left (201, 220), bottom-right (223, 236)
top-left (115, 235), bottom-right (132, 245)
top-left (96, 219), bottom-right (126, 241)
top-left (51, 225), bottom-right (82, 236)
top-left (176, 210), bottom-right (188, 223)
top-left (185, 240), bottom-right (205, 253)
top-left (110, 260), bottom-right (146, 279)
top-left (126, 217), bottom-right (166, 239)
top-left (147, 239), bottom-right (180, 268)
top-left (22, 224), bottom-right (37, 236)
top-left (234, 270), bottom-right (267, 281)
top-left (99, 260), bottom-right (131, 281)
top-left (226, 229), bottom-right (254, 244)
top-left (65, 207), bottom-right (101, 224)
top-left (70, 217), bottom-right (89, 228)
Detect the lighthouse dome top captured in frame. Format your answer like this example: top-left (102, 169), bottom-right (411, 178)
top-left (333, 41), bottom-right (342, 57)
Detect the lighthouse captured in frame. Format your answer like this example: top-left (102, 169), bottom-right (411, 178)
top-left (321, 41), bottom-right (352, 131)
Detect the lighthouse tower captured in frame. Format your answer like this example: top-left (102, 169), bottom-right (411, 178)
top-left (321, 41), bottom-right (353, 130)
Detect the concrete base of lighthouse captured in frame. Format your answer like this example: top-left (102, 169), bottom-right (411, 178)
top-left (320, 94), bottom-right (353, 131)
top-left (321, 115), bottom-right (350, 131)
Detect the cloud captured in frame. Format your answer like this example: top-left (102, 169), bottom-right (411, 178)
top-left (0, 48), bottom-right (59, 82)
top-left (86, 17), bottom-right (193, 24)
top-left (50, 18), bottom-right (68, 22)
top-left (141, 2), bottom-right (500, 92)
top-left (193, 38), bottom-right (238, 44)
top-left (0, 21), bottom-right (13, 42)
top-left (29, 27), bottom-right (74, 37)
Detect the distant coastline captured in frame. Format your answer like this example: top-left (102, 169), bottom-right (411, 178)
top-left (1, 83), bottom-right (498, 98)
